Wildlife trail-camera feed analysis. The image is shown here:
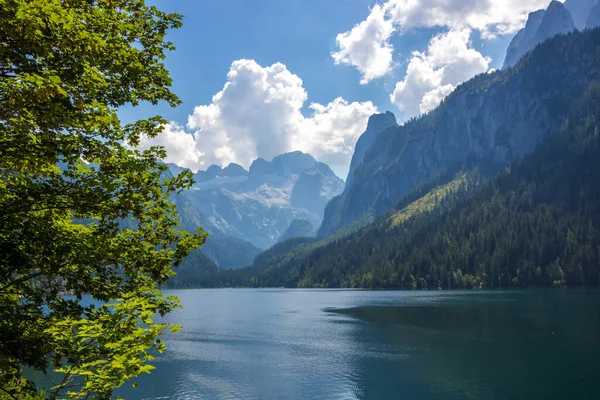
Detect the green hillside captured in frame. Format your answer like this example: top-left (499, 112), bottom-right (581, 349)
top-left (249, 81), bottom-right (600, 289)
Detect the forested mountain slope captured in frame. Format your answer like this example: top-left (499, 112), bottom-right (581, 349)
top-left (319, 29), bottom-right (600, 238)
top-left (249, 80), bottom-right (600, 289)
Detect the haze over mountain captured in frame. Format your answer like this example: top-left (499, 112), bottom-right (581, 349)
top-left (503, 0), bottom-right (600, 70)
top-left (565, 0), bottom-right (599, 29)
top-left (171, 151), bottom-right (343, 252)
top-left (277, 219), bottom-right (315, 243)
top-left (587, 1), bottom-right (600, 28)
top-left (503, 1), bottom-right (576, 69)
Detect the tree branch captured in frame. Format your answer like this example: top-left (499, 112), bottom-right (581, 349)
top-left (0, 272), bottom-right (43, 292)
top-left (0, 385), bottom-right (18, 400)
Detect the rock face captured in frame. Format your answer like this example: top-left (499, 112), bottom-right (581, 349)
top-left (565, 0), bottom-right (599, 29)
top-left (503, 10), bottom-right (546, 69)
top-left (587, 1), bottom-right (600, 28)
top-left (183, 151), bottom-right (344, 250)
top-left (278, 219), bottom-right (315, 242)
top-left (193, 163), bottom-right (247, 185)
top-left (161, 168), bottom-right (261, 270)
top-left (503, 1), bottom-right (575, 69)
top-left (347, 111), bottom-right (398, 184)
top-left (532, 2), bottom-right (576, 43)
top-left (318, 29), bottom-right (600, 238)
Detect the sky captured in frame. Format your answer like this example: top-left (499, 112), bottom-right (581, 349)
top-left (127, 0), bottom-right (562, 179)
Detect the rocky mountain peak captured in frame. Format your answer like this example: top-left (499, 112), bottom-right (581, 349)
top-left (366, 111), bottom-right (397, 131)
top-left (221, 163), bottom-right (248, 177)
top-left (503, 9), bottom-right (545, 70)
top-left (565, 0), bottom-right (599, 29)
top-left (194, 162), bottom-right (249, 183)
top-left (503, 2), bottom-right (575, 69)
top-left (186, 150), bottom-right (343, 249)
top-left (272, 151), bottom-right (318, 176)
top-left (533, 1), bottom-right (575, 44)
top-left (248, 158), bottom-right (272, 176)
top-left (587, 1), bottom-right (600, 28)
top-left (347, 111), bottom-right (398, 184)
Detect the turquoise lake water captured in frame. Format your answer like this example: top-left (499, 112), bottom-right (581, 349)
top-left (111, 289), bottom-right (599, 399)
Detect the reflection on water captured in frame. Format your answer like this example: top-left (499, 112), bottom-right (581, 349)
top-left (114, 289), bottom-right (600, 400)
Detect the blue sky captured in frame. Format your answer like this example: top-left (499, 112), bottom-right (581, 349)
top-left (130, 0), bottom-right (555, 179)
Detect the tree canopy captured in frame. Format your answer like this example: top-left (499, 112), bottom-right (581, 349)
top-left (0, 0), bottom-right (204, 398)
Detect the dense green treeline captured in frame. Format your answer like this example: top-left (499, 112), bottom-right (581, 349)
top-left (249, 82), bottom-right (600, 289)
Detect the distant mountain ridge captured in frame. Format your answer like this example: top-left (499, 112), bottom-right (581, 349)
top-left (170, 151), bottom-right (344, 253)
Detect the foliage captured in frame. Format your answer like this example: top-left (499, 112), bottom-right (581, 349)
top-left (0, 0), bottom-right (204, 398)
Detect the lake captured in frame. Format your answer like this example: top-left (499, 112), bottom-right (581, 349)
top-left (115, 289), bottom-right (600, 400)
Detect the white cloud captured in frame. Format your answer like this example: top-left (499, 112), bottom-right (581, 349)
top-left (390, 29), bottom-right (491, 118)
top-left (420, 84), bottom-right (455, 114)
top-left (137, 122), bottom-right (205, 170)
top-left (298, 98), bottom-right (378, 167)
top-left (186, 60), bottom-right (306, 170)
top-left (383, 0), bottom-right (561, 38)
top-left (331, 4), bottom-right (395, 84)
top-left (332, 0), bottom-right (562, 93)
top-left (140, 60), bottom-right (377, 175)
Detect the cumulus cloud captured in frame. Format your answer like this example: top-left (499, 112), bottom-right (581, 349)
top-left (331, 4), bottom-right (395, 84)
top-left (139, 60), bottom-right (377, 175)
top-left (383, 0), bottom-right (561, 38)
top-left (390, 29), bottom-right (491, 118)
top-left (298, 98), bottom-right (378, 167)
top-left (137, 122), bottom-right (205, 170)
top-left (332, 0), bottom-right (562, 96)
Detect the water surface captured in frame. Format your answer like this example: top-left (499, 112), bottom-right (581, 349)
top-left (115, 289), bottom-right (600, 400)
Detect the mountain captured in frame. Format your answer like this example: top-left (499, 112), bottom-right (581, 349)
top-left (565, 0), bottom-right (599, 29)
top-left (318, 28), bottom-right (600, 238)
top-left (531, 1), bottom-right (576, 45)
top-left (503, 1), bottom-right (575, 69)
top-left (167, 248), bottom-right (222, 288)
top-left (162, 168), bottom-right (261, 270)
top-left (587, 1), bottom-right (600, 28)
top-left (181, 151), bottom-right (344, 250)
top-left (177, 29), bottom-right (600, 289)
top-left (254, 80), bottom-right (600, 289)
top-left (503, 10), bottom-right (546, 69)
top-left (166, 162), bottom-right (187, 177)
top-left (278, 219), bottom-right (315, 242)
top-left (193, 162), bottom-right (247, 184)
top-left (347, 111), bottom-right (398, 184)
